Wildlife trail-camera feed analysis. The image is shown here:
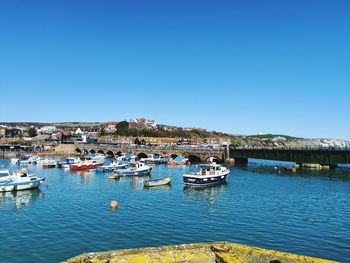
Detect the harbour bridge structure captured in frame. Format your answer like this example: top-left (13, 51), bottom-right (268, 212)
top-left (72, 143), bottom-right (227, 163)
top-left (229, 146), bottom-right (350, 167)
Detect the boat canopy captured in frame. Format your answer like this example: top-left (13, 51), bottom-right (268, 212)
top-left (174, 156), bottom-right (184, 162)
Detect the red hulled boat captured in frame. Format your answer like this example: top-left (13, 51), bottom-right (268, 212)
top-left (70, 160), bottom-right (103, 171)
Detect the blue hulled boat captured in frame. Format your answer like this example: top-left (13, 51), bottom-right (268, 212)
top-left (116, 162), bottom-right (152, 176)
top-left (183, 163), bottom-right (230, 187)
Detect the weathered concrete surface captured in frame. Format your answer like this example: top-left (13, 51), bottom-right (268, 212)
top-left (54, 144), bottom-right (76, 155)
top-left (62, 241), bottom-right (338, 263)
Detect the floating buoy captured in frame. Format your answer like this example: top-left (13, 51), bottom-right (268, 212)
top-left (110, 200), bottom-right (118, 208)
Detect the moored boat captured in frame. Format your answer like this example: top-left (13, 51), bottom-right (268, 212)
top-left (0, 169), bottom-right (45, 192)
top-left (183, 163), bottom-right (230, 187)
top-left (10, 158), bottom-right (19, 164)
top-left (108, 170), bottom-right (121, 179)
top-left (18, 156), bottom-right (31, 165)
top-left (116, 153), bottom-right (137, 162)
top-left (58, 157), bottom-right (80, 168)
top-left (41, 159), bottom-right (57, 169)
top-left (144, 177), bottom-right (171, 187)
top-left (70, 160), bottom-right (103, 171)
top-left (90, 153), bottom-right (106, 163)
top-left (96, 161), bottom-right (128, 172)
top-left (140, 154), bottom-right (171, 164)
top-left (168, 156), bottom-right (189, 166)
top-left (0, 170), bottom-right (11, 182)
top-left (116, 162), bottom-right (152, 176)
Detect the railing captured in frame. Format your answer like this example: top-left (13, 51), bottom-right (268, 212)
top-left (231, 145), bottom-right (350, 151)
top-left (80, 143), bottom-right (226, 152)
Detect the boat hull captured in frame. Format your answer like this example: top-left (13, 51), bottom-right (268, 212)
top-left (0, 178), bottom-right (45, 192)
top-left (70, 163), bottom-right (103, 171)
top-left (117, 169), bottom-right (151, 176)
top-left (96, 164), bottom-right (128, 172)
top-left (144, 178), bottom-right (171, 187)
top-left (183, 174), bottom-right (228, 187)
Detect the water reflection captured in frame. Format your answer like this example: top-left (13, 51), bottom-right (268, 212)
top-left (131, 176), bottom-right (151, 190)
top-left (144, 184), bottom-right (172, 191)
top-left (241, 165), bottom-right (350, 180)
top-left (0, 189), bottom-right (42, 210)
top-left (183, 183), bottom-right (227, 206)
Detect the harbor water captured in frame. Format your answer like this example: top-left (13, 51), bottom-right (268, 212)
top-left (0, 158), bottom-right (349, 262)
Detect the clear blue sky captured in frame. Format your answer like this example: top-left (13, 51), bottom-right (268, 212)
top-left (0, 0), bottom-right (349, 139)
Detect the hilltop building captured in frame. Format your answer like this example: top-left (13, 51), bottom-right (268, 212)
top-left (131, 118), bottom-right (156, 127)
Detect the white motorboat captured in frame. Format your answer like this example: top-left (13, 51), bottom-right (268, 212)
top-left (41, 159), bottom-right (57, 169)
top-left (0, 170), bottom-right (11, 182)
top-left (0, 169), bottom-right (45, 192)
top-left (183, 162), bottom-right (230, 187)
top-left (116, 162), bottom-right (152, 176)
top-left (10, 158), bottom-right (19, 164)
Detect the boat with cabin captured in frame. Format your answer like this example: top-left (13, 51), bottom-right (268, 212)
top-left (0, 169), bottom-right (45, 192)
top-left (116, 162), bottom-right (152, 176)
top-left (0, 170), bottom-right (12, 182)
top-left (41, 159), bottom-right (57, 169)
top-left (183, 163), bottom-right (230, 187)
top-left (57, 157), bottom-right (80, 168)
top-left (96, 161), bottom-right (128, 172)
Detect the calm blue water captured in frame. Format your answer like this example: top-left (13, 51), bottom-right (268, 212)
top-left (1, 158), bottom-right (350, 263)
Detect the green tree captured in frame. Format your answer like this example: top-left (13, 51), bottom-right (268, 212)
top-left (116, 121), bottom-right (129, 135)
top-left (100, 128), bottom-right (106, 136)
top-left (28, 127), bottom-right (37, 137)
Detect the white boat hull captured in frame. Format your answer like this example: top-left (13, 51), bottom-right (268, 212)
top-left (0, 179), bottom-right (44, 192)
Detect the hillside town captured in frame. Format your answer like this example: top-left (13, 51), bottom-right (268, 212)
top-left (0, 118), bottom-right (349, 151)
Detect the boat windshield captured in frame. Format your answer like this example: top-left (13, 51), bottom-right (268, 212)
top-left (0, 171), bottom-right (9, 177)
top-left (199, 165), bottom-right (220, 175)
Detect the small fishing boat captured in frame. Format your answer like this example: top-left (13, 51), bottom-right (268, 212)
top-left (41, 159), bottom-right (57, 169)
top-left (168, 156), bottom-right (189, 166)
top-left (10, 158), bottom-right (19, 164)
top-left (183, 163), bottom-right (230, 187)
top-left (0, 170), bottom-right (11, 182)
top-left (140, 154), bottom-right (169, 164)
top-left (70, 160), bottom-right (103, 171)
top-left (90, 153), bottom-right (106, 163)
top-left (28, 156), bottom-right (41, 164)
top-left (108, 170), bottom-right (121, 179)
top-left (0, 170), bottom-right (45, 192)
top-left (57, 157), bottom-right (80, 168)
top-left (144, 177), bottom-right (171, 187)
top-left (18, 155), bottom-right (41, 165)
top-left (116, 162), bottom-right (152, 176)
top-left (18, 156), bottom-right (31, 165)
top-left (116, 153), bottom-right (137, 162)
top-left (96, 161), bottom-right (128, 172)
